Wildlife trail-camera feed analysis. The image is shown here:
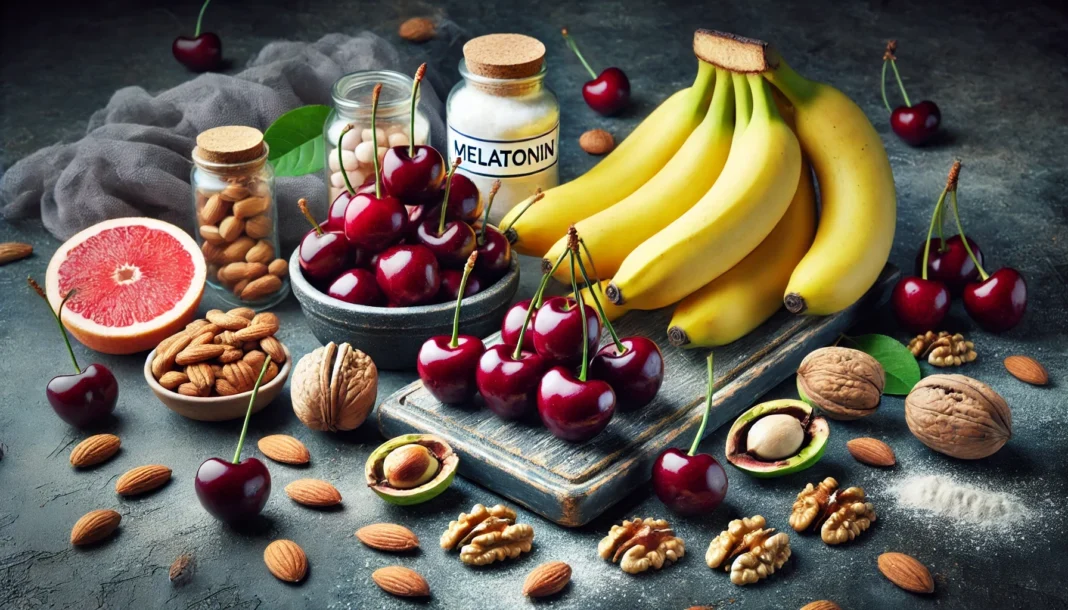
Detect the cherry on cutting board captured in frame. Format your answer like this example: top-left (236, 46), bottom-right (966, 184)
top-left (418, 252), bottom-right (486, 404)
top-left (382, 64), bottom-right (445, 203)
top-left (915, 235), bottom-right (984, 295)
top-left (532, 296), bottom-right (601, 367)
top-left (476, 345), bottom-right (546, 420)
top-left (651, 354), bottom-right (728, 516)
top-left (475, 181), bottom-right (512, 282)
top-left (29, 278), bottom-right (118, 428)
top-left (562, 28), bottom-right (630, 116)
top-left (500, 299), bottom-right (536, 351)
top-left (892, 165), bottom-right (952, 331)
top-left (194, 359), bottom-right (272, 522)
top-left (327, 268), bottom-right (383, 306)
top-left (416, 159), bottom-right (477, 267)
top-left (374, 244), bottom-right (440, 306)
top-left (172, 0), bottom-right (223, 72)
top-left (297, 198), bottom-right (348, 282)
top-left (881, 40), bottom-right (940, 146)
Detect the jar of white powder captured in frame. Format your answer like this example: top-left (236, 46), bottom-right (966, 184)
top-left (447, 34), bottom-right (560, 224)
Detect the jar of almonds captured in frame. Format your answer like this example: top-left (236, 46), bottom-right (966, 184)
top-left (324, 70), bottom-right (431, 204)
top-left (192, 126), bottom-right (289, 309)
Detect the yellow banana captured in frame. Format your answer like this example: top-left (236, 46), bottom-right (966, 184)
top-left (500, 61), bottom-right (716, 256)
top-left (542, 68), bottom-right (736, 283)
top-left (667, 162), bottom-right (817, 347)
top-left (765, 59), bottom-right (896, 315)
top-left (605, 74), bottom-right (801, 311)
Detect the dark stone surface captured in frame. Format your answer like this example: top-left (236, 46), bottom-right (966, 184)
top-left (2, 0), bottom-right (1067, 608)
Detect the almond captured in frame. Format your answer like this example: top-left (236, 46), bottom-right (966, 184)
top-left (175, 344), bottom-right (227, 366)
top-left (169, 553), bottom-right (194, 585)
top-left (579, 129), bottom-right (615, 155)
top-left (219, 215), bottom-right (245, 241)
top-left (200, 194), bottom-right (229, 225)
top-left (221, 237), bottom-right (257, 263)
top-left (214, 330), bottom-right (242, 347)
top-left (245, 214), bottom-right (273, 239)
top-left (398, 17), bottom-right (435, 43)
top-left (70, 434), bottom-right (121, 468)
top-left (243, 349), bottom-right (267, 372)
top-left (522, 561), bottom-right (572, 598)
top-left (186, 363), bottom-right (215, 391)
top-left (115, 464), bottom-right (172, 496)
top-left (70, 509), bottom-right (121, 546)
top-left (152, 332), bottom-right (194, 379)
top-left (285, 478), bottom-right (342, 507)
top-left (232, 279), bottom-right (250, 297)
top-left (258, 434), bottom-right (310, 465)
top-left (241, 274), bottom-right (283, 301)
top-left (218, 262), bottom-right (268, 283)
top-left (223, 360), bottom-right (257, 392)
top-left (219, 183), bottom-right (250, 202)
top-left (215, 378), bottom-right (240, 396)
top-left (206, 309), bottom-right (250, 330)
top-left (846, 437), bottom-right (896, 467)
top-left (260, 336), bottom-right (286, 363)
top-left (263, 539), bottom-right (308, 582)
top-left (372, 566), bottom-right (430, 597)
top-left (1004, 355), bottom-right (1048, 385)
top-left (178, 382), bottom-right (205, 397)
top-left (199, 224), bottom-right (226, 244)
top-left (246, 240), bottom-right (275, 265)
top-left (219, 347), bottom-right (244, 363)
top-left (800, 602), bottom-right (842, 610)
top-left (233, 196), bottom-right (269, 219)
top-left (227, 306), bottom-right (257, 321)
top-left (268, 258), bottom-right (288, 278)
top-left (158, 371), bottom-right (189, 389)
top-left (202, 241), bottom-right (225, 264)
top-left (877, 552), bottom-right (934, 594)
top-left (234, 323), bottom-right (276, 342)
top-left (0, 242), bottom-right (33, 265)
top-left (356, 523), bottom-right (420, 552)
top-left (251, 311), bottom-right (281, 330)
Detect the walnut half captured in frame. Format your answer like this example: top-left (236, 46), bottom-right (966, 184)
top-left (598, 518), bottom-right (685, 574)
top-left (789, 477), bottom-right (838, 532)
top-left (460, 522), bottom-right (534, 566)
top-left (730, 531), bottom-right (791, 585)
top-left (440, 504), bottom-right (516, 551)
top-left (706, 515), bottom-right (766, 569)
top-left (790, 479), bottom-right (876, 546)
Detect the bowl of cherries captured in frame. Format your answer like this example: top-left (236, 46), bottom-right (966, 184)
top-left (290, 78), bottom-right (519, 370)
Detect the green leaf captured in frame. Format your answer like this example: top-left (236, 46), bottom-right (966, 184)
top-left (846, 334), bottom-right (921, 395)
top-left (263, 105), bottom-right (332, 177)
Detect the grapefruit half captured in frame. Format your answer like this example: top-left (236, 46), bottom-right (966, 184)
top-left (46, 218), bottom-right (206, 355)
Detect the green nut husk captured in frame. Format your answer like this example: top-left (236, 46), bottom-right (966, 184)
top-left (365, 434), bottom-right (458, 506)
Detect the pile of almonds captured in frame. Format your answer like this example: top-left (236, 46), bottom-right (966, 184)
top-left (151, 308), bottom-right (287, 397)
top-left (196, 179), bottom-right (288, 302)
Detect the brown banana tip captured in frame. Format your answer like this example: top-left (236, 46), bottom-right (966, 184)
top-left (503, 226), bottom-right (518, 244)
top-left (540, 258), bottom-right (553, 274)
top-left (667, 326), bottom-right (690, 347)
top-left (784, 293), bottom-right (807, 314)
top-left (605, 283), bottom-right (623, 305)
top-left (946, 160), bottom-right (962, 191)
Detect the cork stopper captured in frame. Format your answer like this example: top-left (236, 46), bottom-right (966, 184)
top-left (463, 34), bottom-right (546, 80)
top-left (195, 126), bottom-right (265, 164)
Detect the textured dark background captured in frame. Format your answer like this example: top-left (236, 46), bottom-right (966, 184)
top-left (2, 1), bottom-right (1067, 608)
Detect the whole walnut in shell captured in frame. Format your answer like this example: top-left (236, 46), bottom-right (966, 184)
top-left (796, 347), bottom-right (884, 420)
top-left (905, 374), bottom-right (1011, 459)
top-left (291, 342), bottom-right (377, 431)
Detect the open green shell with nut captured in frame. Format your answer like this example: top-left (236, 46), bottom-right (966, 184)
top-left (725, 399), bottom-right (828, 478)
top-left (365, 434), bottom-right (458, 505)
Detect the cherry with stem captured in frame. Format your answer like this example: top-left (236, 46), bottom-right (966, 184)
top-left (172, 0), bottom-right (223, 72)
top-left (416, 158), bottom-right (476, 267)
top-left (475, 181), bottom-right (512, 281)
top-left (297, 197), bottom-right (348, 283)
top-left (892, 169), bottom-right (951, 332)
top-left (28, 278), bottom-right (119, 428)
top-left (561, 28), bottom-right (631, 116)
top-left (881, 40), bottom-right (941, 146)
top-left (325, 125), bottom-right (360, 231)
top-left (915, 160), bottom-right (984, 294)
top-left (382, 64), bottom-right (445, 202)
top-left (194, 358), bottom-right (272, 523)
top-left (651, 353), bottom-right (728, 515)
top-left (417, 252), bottom-right (486, 404)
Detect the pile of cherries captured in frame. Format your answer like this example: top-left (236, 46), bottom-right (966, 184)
top-left (893, 161), bottom-right (1027, 333)
top-left (417, 227), bottom-right (665, 443)
top-left (298, 67), bottom-right (513, 308)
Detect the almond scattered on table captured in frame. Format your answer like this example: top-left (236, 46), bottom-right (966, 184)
top-left (70, 434), bottom-right (121, 468)
top-left (1003, 355), bottom-right (1048, 385)
top-left (115, 464), bottom-right (172, 496)
top-left (284, 479), bottom-right (342, 507)
top-left (372, 566), bottom-right (430, 597)
top-left (0, 242), bottom-right (32, 265)
top-left (258, 434), bottom-right (310, 465)
top-left (70, 509), bottom-right (121, 546)
top-left (800, 602), bottom-right (842, 610)
top-left (264, 539), bottom-right (308, 583)
top-left (846, 437), bottom-right (896, 467)
top-left (877, 552), bottom-right (934, 594)
top-left (356, 523), bottom-right (420, 552)
top-left (580, 129), bottom-right (615, 155)
top-left (169, 553), bottom-right (194, 585)
top-left (399, 17), bottom-right (435, 43)
top-left (522, 561), bottom-right (572, 598)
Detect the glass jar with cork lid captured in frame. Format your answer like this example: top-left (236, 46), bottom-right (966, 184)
top-left (446, 34), bottom-right (560, 224)
top-left (191, 125), bottom-right (289, 309)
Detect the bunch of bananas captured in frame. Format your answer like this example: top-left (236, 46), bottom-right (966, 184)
top-left (501, 30), bottom-right (896, 348)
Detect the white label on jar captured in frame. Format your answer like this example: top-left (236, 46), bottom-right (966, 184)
top-left (447, 123), bottom-right (559, 179)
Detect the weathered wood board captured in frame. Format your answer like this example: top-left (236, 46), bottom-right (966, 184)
top-left (378, 265), bottom-right (899, 527)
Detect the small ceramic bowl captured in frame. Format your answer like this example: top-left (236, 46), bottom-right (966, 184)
top-left (143, 345), bottom-right (292, 422)
top-left (289, 250), bottom-right (520, 370)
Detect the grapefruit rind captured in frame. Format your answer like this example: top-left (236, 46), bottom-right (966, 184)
top-left (45, 217), bottom-right (206, 355)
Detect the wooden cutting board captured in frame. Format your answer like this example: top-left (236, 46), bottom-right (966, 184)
top-left (378, 265), bottom-right (899, 527)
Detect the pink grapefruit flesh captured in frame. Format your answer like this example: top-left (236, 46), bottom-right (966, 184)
top-left (46, 218), bottom-right (206, 355)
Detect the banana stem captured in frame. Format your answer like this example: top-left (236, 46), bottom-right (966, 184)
top-left (921, 189), bottom-right (947, 281)
top-left (561, 29), bottom-right (598, 80)
top-left (576, 254), bottom-right (624, 353)
top-left (889, 60), bottom-right (912, 107)
top-left (731, 73), bottom-right (752, 143)
top-left (450, 253), bottom-right (477, 348)
top-left (950, 189), bottom-right (988, 280)
top-left (338, 125), bottom-right (356, 196)
top-left (687, 354), bottom-right (714, 456)
top-left (499, 189), bottom-right (543, 235)
top-left (880, 61), bottom-right (892, 112)
top-left (514, 249), bottom-right (568, 360)
top-left (232, 358), bottom-right (271, 464)
top-left (570, 249), bottom-right (590, 382)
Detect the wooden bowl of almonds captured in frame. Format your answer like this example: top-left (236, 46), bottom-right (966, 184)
top-left (143, 308), bottom-right (291, 421)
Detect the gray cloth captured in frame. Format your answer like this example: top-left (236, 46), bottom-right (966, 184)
top-left (0, 32), bottom-right (454, 249)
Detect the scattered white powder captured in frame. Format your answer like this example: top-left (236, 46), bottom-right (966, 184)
top-left (889, 474), bottom-right (1032, 528)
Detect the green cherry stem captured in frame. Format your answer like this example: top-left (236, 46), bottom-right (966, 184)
top-left (688, 353), bottom-right (714, 456)
top-left (297, 198), bottom-right (323, 236)
top-left (28, 277), bottom-right (80, 373)
top-left (561, 28), bottom-right (598, 80)
top-left (194, 0), bottom-right (213, 38)
top-left (371, 84), bottom-right (383, 199)
top-left (338, 124), bottom-right (356, 196)
top-left (889, 59), bottom-right (912, 107)
top-left (450, 252), bottom-right (478, 348)
top-left (949, 189), bottom-right (988, 281)
top-left (438, 158), bottom-right (461, 235)
top-left (499, 189), bottom-right (544, 235)
top-left (575, 251), bottom-right (624, 354)
top-left (513, 248), bottom-right (569, 361)
top-left (921, 189), bottom-right (947, 282)
top-left (880, 60), bottom-right (892, 113)
top-left (478, 180), bottom-right (502, 245)
top-left (409, 63), bottom-right (426, 158)
top-left (536, 249), bottom-right (567, 309)
top-left (232, 358), bottom-right (271, 464)
top-left (578, 237), bottom-right (602, 293)
top-left (569, 244), bottom-right (590, 382)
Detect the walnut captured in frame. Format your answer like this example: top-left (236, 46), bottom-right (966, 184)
top-left (440, 504), bottom-right (516, 550)
top-left (908, 331), bottom-right (977, 367)
top-left (291, 342), bottom-right (377, 432)
top-left (599, 518), bottom-right (685, 574)
top-left (905, 374), bottom-right (1011, 459)
top-left (459, 523), bottom-right (534, 566)
top-left (789, 478), bottom-right (838, 532)
top-left (729, 531), bottom-right (791, 585)
top-left (796, 347), bottom-right (884, 420)
top-left (706, 515), bottom-right (766, 569)
top-left (907, 331), bottom-right (940, 356)
top-left (820, 488), bottom-right (876, 545)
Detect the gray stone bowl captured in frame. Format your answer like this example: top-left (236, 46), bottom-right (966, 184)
top-left (289, 249), bottom-right (520, 370)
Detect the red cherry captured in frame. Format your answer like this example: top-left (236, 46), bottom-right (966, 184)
top-left (416, 220), bottom-right (476, 268)
top-left (418, 253), bottom-right (486, 404)
top-left (440, 172), bottom-right (483, 223)
top-left (194, 457), bottom-right (271, 522)
top-left (374, 244), bottom-right (440, 306)
top-left (382, 146), bottom-right (445, 203)
top-left (892, 276), bottom-right (950, 332)
top-left (476, 226), bottom-right (512, 281)
top-left (325, 190), bottom-right (354, 231)
top-left (963, 268), bottom-right (1027, 332)
top-left (296, 198), bottom-right (349, 282)
top-left (343, 192), bottom-right (407, 252)
top-left (915, 235), bottom-right (983, 295)
top-left (500, 299), bottom-right (536, 351)
top-left (327, 269), bottom-right (383, 306)
top-left (589, 337), bottom-right (664, 411)
top-left (172, 1), bottom-right (222, 72)
top-left (536, 366), bottom-right (616, 442)
top-left (439, 268), bottom-right (483, 301)
top-left (531, 296), bottom-right (601, 367)
top-left (562, 29), bottom-right (630, 116)
top-left (891, 101), bottom-right (941, 146)
top-left (475, 344), bottom-right (546, 420)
